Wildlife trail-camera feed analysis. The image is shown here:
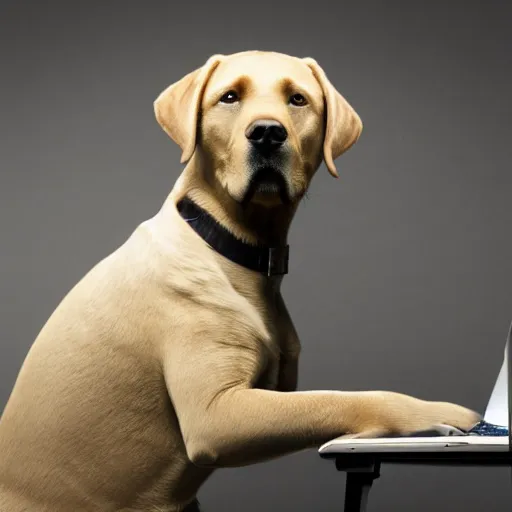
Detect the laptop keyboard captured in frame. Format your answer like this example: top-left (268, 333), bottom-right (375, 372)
top-left (399, 420), bottom-right (509, 438)
top-left (467, 420), bottom-right (509, 436)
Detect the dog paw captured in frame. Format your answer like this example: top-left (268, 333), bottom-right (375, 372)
top-left (358, 391), bottom-right (482, 437)
top-left (423, 400), bottom-right (482, 432)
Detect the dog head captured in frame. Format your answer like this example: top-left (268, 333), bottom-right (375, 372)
top-left (154, 51), bottom-right (362, 207)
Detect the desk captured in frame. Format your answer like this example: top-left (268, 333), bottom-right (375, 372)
top-left (319, 451), bottom-right (512, 512)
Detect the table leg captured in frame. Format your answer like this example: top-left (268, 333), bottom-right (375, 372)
top-left (335, 458), bottom-right (381, 512)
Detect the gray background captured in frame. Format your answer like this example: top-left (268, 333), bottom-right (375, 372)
top-left (1, 0), bottom-right (511, 510)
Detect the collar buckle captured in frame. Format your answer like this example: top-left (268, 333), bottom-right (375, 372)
top-left (266, 246), bottom-right (289, 277)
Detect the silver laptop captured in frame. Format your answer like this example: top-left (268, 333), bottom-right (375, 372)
top-left (319, 320), bottom-right (512, 455)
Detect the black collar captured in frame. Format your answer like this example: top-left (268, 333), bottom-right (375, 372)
top-left (176, 197), bottom-right (289, 277)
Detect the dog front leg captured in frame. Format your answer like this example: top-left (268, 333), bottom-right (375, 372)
top-left (163, 332), bottom-right (479, 469)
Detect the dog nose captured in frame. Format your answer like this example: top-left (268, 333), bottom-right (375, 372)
top-left (245, 120), bottom-right (288, 149)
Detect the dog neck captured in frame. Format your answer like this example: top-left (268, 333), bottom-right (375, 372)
top-left (167, 152), bottom-right (299, 282)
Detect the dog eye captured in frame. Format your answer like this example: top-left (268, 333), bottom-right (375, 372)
top-left (289, 93), bottom-right (307, 106)
top-left (219, 90), bottom-right (239, 104)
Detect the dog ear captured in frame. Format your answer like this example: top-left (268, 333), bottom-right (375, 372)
top-left (303, 58), bottom-right (362, 178)
top-left (154, 54), bottom-right (224, 163)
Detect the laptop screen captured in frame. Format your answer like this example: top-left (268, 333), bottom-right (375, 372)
top-left (508, 320), bottom-right (511, 450)
top-left (484, 343), bottom-right (509, 427)
top-left (482, 319), bottom-right (512, 448)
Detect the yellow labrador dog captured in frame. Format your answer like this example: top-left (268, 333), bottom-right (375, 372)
top-left (0, 51), bottom-right (479, 512)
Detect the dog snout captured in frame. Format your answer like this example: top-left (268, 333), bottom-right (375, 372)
top-left (245, 120), bottom-right (288, 151)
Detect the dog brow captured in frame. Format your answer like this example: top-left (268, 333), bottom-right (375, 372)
top-left (278, 77), bottom-right (295, 91)
top-left (211, 75), bottom-right (252, 98)
top-left (277, 77), bottom-right (309, 97)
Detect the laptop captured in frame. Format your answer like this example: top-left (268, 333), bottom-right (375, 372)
top-left (319, 320), bottom-right (512, 455)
